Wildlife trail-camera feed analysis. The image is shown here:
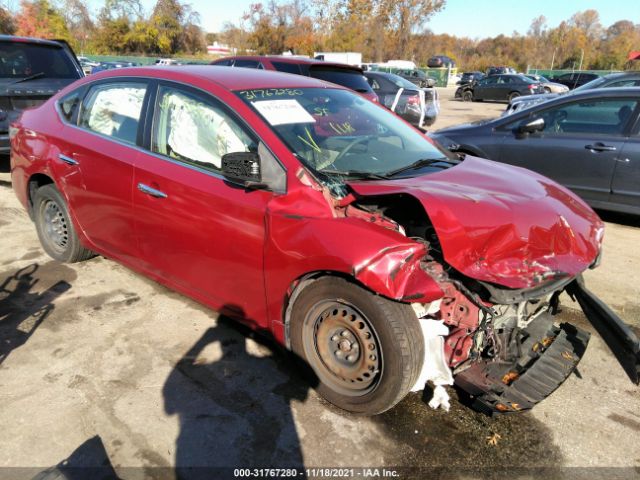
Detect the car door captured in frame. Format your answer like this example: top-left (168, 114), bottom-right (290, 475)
top-left (475, 76), bottom-right (498, 100)
top-left (56, 80), bottom-right (148, 260)
top-left (611, 120), bottom-right (640, 212)
top-left (498, 97), bottom-right (638, 204)
top-left (133, 81), bottom-right (280, 322)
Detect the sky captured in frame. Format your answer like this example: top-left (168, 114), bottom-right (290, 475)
top-left (82, 0), bottom-right (638, 37)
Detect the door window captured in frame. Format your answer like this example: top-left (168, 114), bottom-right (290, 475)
top-left (151, 85), bottom-right (257, 172)
top-left (512, 99), bottom-right (638, 135)
top-left (79, 82), bottom-right (147, 144)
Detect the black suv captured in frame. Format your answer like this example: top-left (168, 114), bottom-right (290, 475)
top-left (0, 36), bottom-right (83, 153)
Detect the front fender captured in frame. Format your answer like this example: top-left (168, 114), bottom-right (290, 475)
top-left (264, 209), bottom-right (443, 343)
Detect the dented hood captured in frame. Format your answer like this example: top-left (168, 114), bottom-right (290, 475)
top-left (347, 156), bottom-right (604, 289)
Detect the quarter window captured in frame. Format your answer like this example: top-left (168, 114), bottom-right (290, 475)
top-left (151, 86), bottom-right (256, 173)
top-left (58, 91), bottom-right (82, 123)
top-left (79, 82), bottom-right (147, 144)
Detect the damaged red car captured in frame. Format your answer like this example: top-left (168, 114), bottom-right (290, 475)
top-left (10, 66), bottom-right (640, 415)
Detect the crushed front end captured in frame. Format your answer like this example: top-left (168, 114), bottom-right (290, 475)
top-left (342, 163), bottom-right (640, 413)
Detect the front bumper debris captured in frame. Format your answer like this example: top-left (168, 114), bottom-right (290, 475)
top-left (454, 319), bottom-right (590, 414)
top-left (567, 275), bottom-right (640, 385)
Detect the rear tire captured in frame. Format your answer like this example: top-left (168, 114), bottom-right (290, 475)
top-left (290, 277), bottom-right (424, 415)
top-left (508, 92), bottom-right (521, 102)
top-left (33, 184), bottom-right (95, 263)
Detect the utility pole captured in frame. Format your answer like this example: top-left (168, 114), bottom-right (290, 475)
top-left (578, 49), bottom-right (584, 71)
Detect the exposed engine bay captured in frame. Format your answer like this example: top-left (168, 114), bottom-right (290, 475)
top-left (342, 192), bottom-right (638, 413)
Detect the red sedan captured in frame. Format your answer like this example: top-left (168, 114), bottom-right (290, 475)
top-left (10, 66), bottom-right (639, 415)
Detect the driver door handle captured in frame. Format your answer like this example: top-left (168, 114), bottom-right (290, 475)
top-left (585, 143), bottom-right (617, 152)
top-left (137, 183), bottom-right (167, 199)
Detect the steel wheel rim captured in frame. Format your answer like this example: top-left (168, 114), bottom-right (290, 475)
top-left (42, 200), bottom-right (69, 251)
top-left (302, 300), bottom-right (382, 397)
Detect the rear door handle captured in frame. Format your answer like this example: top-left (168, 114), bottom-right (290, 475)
top-left (137, 183), bottom-right (167, 199)
top-left (58, 153), bottom-right (78, 165)
top-left (585, 143), bottom-right (617, 152)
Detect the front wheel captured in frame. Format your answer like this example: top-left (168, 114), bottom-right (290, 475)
top-left (462, 90), bottom-right (473, 102)
top-left (33, 184), bottom-right (95, 263)
top-left (290, 277), bottom-right (425, 415)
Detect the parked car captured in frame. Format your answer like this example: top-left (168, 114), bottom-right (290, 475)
top-left (456, 74), bottom-right (545, 102)
top-left (11, 67), bottom-right (639, 416)
top-left (395, 69), bottom-right (437, 88)
top-left (210, 55), bottom-right (378, 102)
top-left (0, 35), bottom-right (83, 154)
top-left (427, 55), bottom-right (455, 68)
top-left (457, 71), bottom-right (484, 85)
top-left (90, 61), bottom-right (139, 74)
top-left (549, 71), bottom-right (600, 90)
top-left (78, 56), bottom-right (99, 75)
top-left (524, 74), bottom-right (569, 94)
top-left (364, 71), bottom-right (439, 129)
top-left (505, 71), bottom-right (640, 115)
top-left (487, 66), bottom-right (516, 76)
top-left (431, 88), bottom-right (640, 216)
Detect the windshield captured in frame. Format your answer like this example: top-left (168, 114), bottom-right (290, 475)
top-left (309, 67), bottom-right (373, 94)
top-left (574, 76), bottom-right (607, 92)
top-left (0, 42), bottom-right (79, 80)
top-left (236, 87), bottom-right (451, 186)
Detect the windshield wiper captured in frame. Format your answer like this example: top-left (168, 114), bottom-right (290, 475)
top-left (385, 157), bottom-right (451, 177)
top-left (321, 169), bottom-right (390, 180)
top-left (11, 72), bottom-right (46, 85)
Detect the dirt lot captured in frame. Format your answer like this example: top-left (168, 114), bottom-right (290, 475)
top-left (0, 87), bottom-right (639, 479)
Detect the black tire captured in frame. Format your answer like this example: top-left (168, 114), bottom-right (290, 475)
top-left (33, 184), bottom-right (95, 263)
top-left (290, 277), bottom-right (424, 415)
top-left (508, 91), bottom-right (521, 102)
top-left (462, 90), bottom-right (473, 102)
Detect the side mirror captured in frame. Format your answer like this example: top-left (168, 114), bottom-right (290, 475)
top-left (515, 117), bottom-right (544, 138)
top-left (221, 151), bottom-right (265, 189)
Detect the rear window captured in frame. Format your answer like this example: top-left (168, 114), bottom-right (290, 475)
top-left (272, 62), bottom-right (302, 75)
top-left (309, 66), bottom-right (373, 94)
top-left (234, 60), bottom-right (263, 69)
top-left (0, 42), bottom-right (79, 79)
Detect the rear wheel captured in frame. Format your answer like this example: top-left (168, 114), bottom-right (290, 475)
top-left (33, 185), bottom-right (94, 263)
top-left (508, 91), bottom-right (521, 102)
top-left (462, 90), bottom-right (473, 102)
top-left (290, 277), bottom-right (424, 415)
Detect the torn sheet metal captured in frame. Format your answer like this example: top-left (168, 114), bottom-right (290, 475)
top-left (411, 317), bottom-right (454, 411)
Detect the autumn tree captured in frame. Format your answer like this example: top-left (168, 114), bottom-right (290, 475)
top-left (14, 0), bottom-right (70, 40)
top-left (0, 6), bottom-right (15, 34)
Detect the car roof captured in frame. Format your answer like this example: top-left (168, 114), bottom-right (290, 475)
top-left (86, 65), bottom-right (348, 91)
top-left (0, 35), bottom-right (68, 47)
top-left (603, 72), bottom-right (640, 80)
top-left (215, 55), bottom-right (362, 71)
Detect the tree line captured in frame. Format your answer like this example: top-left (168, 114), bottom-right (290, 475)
top-left (0, 0), bottom-right (638, 71)
top-left (0, 0), bottom-right (206, 55)
top-left (218, 2), bottom-right (639, 71)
